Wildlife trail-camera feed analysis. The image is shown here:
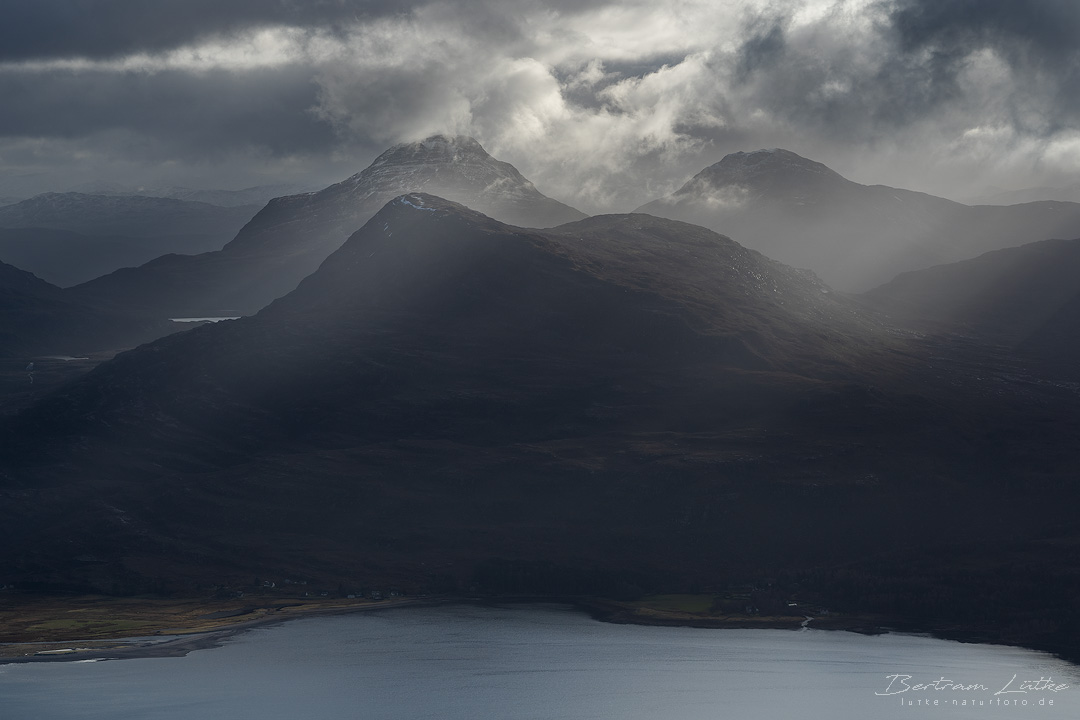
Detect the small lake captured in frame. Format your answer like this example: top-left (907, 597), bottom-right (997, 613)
top-left (1, 604), bottom-right (1076, 719)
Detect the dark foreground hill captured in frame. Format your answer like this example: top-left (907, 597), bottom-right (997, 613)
top-left (2, 195), bottom-right (1079, 660)
top-left (636, 149), bottom-right (1080, 291)
top-left (0, 259), bottom-right (169, 359)
top-left (862, 237), bottom-right (1080, 377)
top-left (70, 136), bottom-right (587, 318)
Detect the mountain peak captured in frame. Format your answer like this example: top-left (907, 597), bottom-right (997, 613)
top-left (365, 135), bottom-right (499, 173)
top-left (314, 134), bottom-right (586, 229)
top-left (333, 134), bottom-right (530, 200)
top-left (71, 139), bottom-right (585, 319)
top-left (381, 192), bottom-right (499, 226)
top-left (692, 148), bottom-right (849, 191)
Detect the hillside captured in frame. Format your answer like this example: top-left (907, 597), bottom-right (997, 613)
top-left (71, 136), bottom-right (587, 317)
top-left (636, 149), bottom-right (1080, 291)
top-left (3, 194), bottom-right (1076, 599)
top-left (0, 259), bottom-right (169, 359)
top-left (862, 237), bottom-right (1080, 376)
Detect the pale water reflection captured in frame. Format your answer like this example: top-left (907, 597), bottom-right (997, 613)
top-left (1, 604), bottom-right (1077, 719)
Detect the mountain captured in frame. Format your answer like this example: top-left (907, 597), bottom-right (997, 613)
top-left (14, 194), bottom-right (889, 473)
top-left (70, 136), bottom-right (588, 317)
top-left (0, 227), bottom-right (184, 287)
top-left (0, 259), bottom-right (169, 359)
top-left (861, 237), bottom-right (1080, 375)
top-left (0, 192), bottom-right (260, 242)
top-left (970, 183), bottom-right (1080, 206)
top-left (0, 194), bottom-right (261, 284)
top-left (1, 194), bottom-right (911, 587)
top-left (66, 182), bottom-right (318, 208)
top-left (636, 149), bottom-right (1080, 291)
top-left (4, 195), bottom-right (1080, 663)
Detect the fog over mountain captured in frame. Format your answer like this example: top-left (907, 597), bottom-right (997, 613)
top-left (5, 195), bottom-right (1080, 663)
top-left (969, 184), bottom-right (1080, 206)
top-left (1, 1), bottom-right (1078, 215)
top-left (5, 0), bottom-right (1080, 671)
top-left (64, 182), bottom-right (318, 208)
top-left (636, 148), bottom-right (1080, 291)
top-left (71, 135), bottom-right (585, 317)
top-left (863, 237), bottom-right (1080, 377)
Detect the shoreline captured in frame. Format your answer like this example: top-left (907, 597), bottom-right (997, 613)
top-left (0, 596), bottom-right (452, 664)
top-left (0, 594), bottom-right (1069, 667)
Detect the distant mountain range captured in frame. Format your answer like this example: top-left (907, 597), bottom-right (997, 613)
top-left (3, 144), bottom-right (1080, 663)
top-left (0, 194), bottom-right (906, 588)
top-left (71, 135), bottom-right (587, 317)
top-left (5, 194), bottom-right (1078, 599)
top-left (63, 182), bottom-right (318, 208)
top-left (0, 194), bottom-right (261, 285)
top-left (0, 192), bottom-right (260, 240)
top-left (0, 227), bottom-right (205, 287)
top-left (969, 183), bottom-right (1080, 206)
top-left (636, 149), bottom-right (1080, 291)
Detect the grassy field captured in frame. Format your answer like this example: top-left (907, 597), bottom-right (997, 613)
top-left (632, 594), bottom-right (718, 614)
top-left (0, 593), bottom-right (395, 650)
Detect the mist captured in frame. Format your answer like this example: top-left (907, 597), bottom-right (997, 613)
top-left (1, 0), bottom-right (1078, 213)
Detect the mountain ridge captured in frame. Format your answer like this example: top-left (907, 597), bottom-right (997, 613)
top-left (2, 194), bottom-right (911, 567)
top-left (636, 149), bottom-right (1080, 291)
top-left (70, 136), bottom-right (587, 318)
top-left (0, 192), bottom-right (260, 238)
top-left (861, 236), bottom-right (1080, 377)
top-left (0, 258), bottom-right (169, 359)
top-left (4, 195), bottom-right (1080, 665)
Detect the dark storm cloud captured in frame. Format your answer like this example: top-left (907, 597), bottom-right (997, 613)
top-left (0, 0), bottom-right (612, 61)
top-left (0, 0), bottom-right (424, 61)
top-left (1, 1), bottom-right (1078, 210)
top-left (889, 0), bottom-right (1080, 60)
top-left (0, 67), bottom-right (337, 158)
top-left (734, 12), bottom-right (787, 81)
top-left (726, 0), bottom-right (1080, 145)
top-left (886, 0), bottom-right (1080, 126)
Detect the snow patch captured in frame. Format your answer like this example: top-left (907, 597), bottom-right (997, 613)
top-left (397, 196), bottom-right (438, 212)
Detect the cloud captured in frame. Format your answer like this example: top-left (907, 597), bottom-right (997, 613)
top-left (0, 1), bottom-right (1078, 209)
top-left (885, 0), bottom-right (1080, 127)
top-left (0, 65), bottom-right (335, 157)
top-left (0, 0), bottom-right (428, 61)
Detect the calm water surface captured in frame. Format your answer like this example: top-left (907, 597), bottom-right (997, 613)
top-left (2, 604), bottom-right (1077, 719)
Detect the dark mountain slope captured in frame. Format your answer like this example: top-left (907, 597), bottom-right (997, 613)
top-left (862, 237), bottom-right (1080, 376)
top-left (10, 195), bottom-right (887, 469)
top-left (0, 194), bottom-right (921, 580)
top-left (636, 149), bottom-right (1080, 291)
top-left (2, 196), bottom-right (1078, 666)
top-left (70, 136), bottom-right (587, 317)
top-left (0, 259), bottom-right (169, 359)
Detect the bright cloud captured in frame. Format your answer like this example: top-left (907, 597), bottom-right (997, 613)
top-left (0, 0), bottom-right (1078, 210)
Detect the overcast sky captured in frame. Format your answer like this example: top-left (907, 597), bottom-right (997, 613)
top-left (1, 0), bottom-right (1078, 212)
